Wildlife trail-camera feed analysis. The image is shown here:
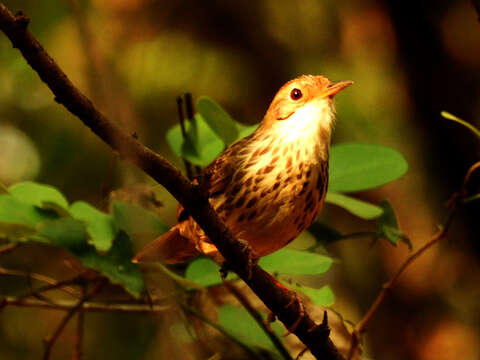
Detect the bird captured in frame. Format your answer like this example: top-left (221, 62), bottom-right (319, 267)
top-left (133, 75), bottom-right (352, 265)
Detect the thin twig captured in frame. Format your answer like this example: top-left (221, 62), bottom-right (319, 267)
top-left (184, 92), bottom-right (202, 176)
top-left (0, 5), bottom-right (342, 358)
top-left (18, 275), bottom-right (83, 300)
top-left (223, 280), bottom-right (293, 360)
top-left (0, 266), bottom-right (80, 297)
top-left (0, 242), bottom-right (18, 255)
top-left (177, 95), bottom-right (194, 180)
top-left (73, 286), bottom-right (86, 360)
top-left (346, 161), bottom-right (480, 359)
top-left (2, 296), bottom-right (170, 313)
top-left (181, 304), bottom-right (263, 360)
top-left (43, 280), bottom-right (106, 360)
top-left (74, 310), bottom-right (84, 360)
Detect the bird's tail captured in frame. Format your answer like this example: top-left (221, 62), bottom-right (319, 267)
top-left (132, 221), bottom-right (201, 264)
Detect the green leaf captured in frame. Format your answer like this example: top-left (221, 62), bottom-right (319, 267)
top-left (329, 143), bottom-right (408, 192)
top-left (287, 231), bottom-right (317, 250)
top-left (219, 305), bottom-right (283, 352)
top-left (166, 114), bottom-right (224, 167)
top-left (0, 222), bottom-right (37, 241)
top-left (307, 223), bottom-right (343, 244)
top-left (8, 181), bottom-right (69, 209)
top-left (38, 217), bottom-right (144, 297)
top-left (441, 111), bottom-right (480, 140)
top-left (112, 201), bottom-right (168, 242)
top-left (78, 232), bottom-right (145, 298)
top-left (184, 257), bottom-right (236, 287)
top-left (197, 97), bottom-right (239, 146)
top-left (236, 123), bottom-right (257, 140)
top-left (259, 248), bottom-right (333, 275)
top-left (0, 194), bottom-right (57, 226)
top-left (376, 200), bottom-right (411, 248)
top-left (70, 201), bottom-right (117, 252)
top-left (294, 285), bottom-right (335, 307)
top-left (325, 192), bottom-right (383, 220)
top-left (37, 218), bottom-right (88, 251)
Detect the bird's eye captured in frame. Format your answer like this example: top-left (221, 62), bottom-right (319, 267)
top-left (290, 88), bottom-right (303, 100)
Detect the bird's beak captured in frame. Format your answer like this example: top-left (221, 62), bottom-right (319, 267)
top-left (323, 80), bottom-right (353, 98)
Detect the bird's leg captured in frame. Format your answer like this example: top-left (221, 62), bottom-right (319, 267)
top-left (219, 261), bottom-right (230, 279)
top-left (237, 238), bottom-right (259, 280)
top-left (283, 291), bottom-right (305, 336)
top-left (219, 239), bottom-right (258, 280)
top-left (195, 168), bottom-right (213, 197)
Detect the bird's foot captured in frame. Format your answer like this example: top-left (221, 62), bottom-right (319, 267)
top-left (283, 291), bottom-right (305, 336)
top-left (219, 261), bottom-right (230, 279)
top-left (237, 238), bottom-right (258, 280)
top-left (219, 240), bottom-right (258, 280)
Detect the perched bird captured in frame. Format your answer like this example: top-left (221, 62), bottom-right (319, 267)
top-left (134, 75), bottom-right (352, 264)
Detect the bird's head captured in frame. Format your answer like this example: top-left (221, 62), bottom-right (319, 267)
top-left (261, 75), bottom-right (352, 138)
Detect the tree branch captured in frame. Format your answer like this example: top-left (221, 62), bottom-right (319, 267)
top-left (0, 3), bottom-right (342, 359)
top-left (2, 296), bottom-right (170, 313)
top-left (223, 280), bottom-right (293, 360)
top-left (43, 279), bottom-right (105, 360)
top-left (346, 161), bottom-right (480, 359)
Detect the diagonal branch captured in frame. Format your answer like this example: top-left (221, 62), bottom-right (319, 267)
top-left (2, 296), bottom-right (171, 313)
top-left (0, 3), bottom-right (343, 359)
top-left (43, 279), bottom-right (105, 360)
top-left (223, 280), bottom-right (293, 360)
top-left (346, 161), bottom-right (480, 359)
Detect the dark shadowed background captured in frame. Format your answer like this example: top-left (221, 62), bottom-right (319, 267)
top-left (1, 0), bottom-right (479, 359)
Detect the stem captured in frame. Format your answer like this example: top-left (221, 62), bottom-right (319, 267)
top-left (0, 266), bottom-right (80, 297)
top-left (43, 280), bottom-right (105, 360)
top-left (223, 280), bottom-right (293, 360)
top-left (181, 304), bottom-right (262, 360)
top-left (1, 296), bottom-right (170, 313)
top-left (346, 161), bottom-right (480, 359)
top-left (0, 4), bottom-right (342, 358)
top-left (177, 95), bottom-right (194, 180)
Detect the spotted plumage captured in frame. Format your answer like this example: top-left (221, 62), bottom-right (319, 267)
top-left (134, 75), bottom-right (352, 264)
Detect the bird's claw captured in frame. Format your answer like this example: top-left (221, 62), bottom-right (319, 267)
top-left (283, 292), bottom-right (305, 336)
top-left (238, 239), bottom-right (258, 280)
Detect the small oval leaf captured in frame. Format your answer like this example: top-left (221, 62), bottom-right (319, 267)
top-left (71, 201), bottom-right (117, 252)
top-left (185, 257), bottom-right (235, 287)
top-left (197, 97), bottom-right (239, 146)
top-left (329, 143), bottom-right (408, 192)
top-left (294, 285), bottom-right (335, 306)
top-left (326, 192), bottom-right (383, 220)
top-left (259, 248), bottom-right (333, 275)
top-left (166, 114), bottom-right (224, 166)
top-left (8, 181), bottom-right (69, 209)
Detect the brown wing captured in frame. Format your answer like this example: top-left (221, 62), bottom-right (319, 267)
top-left (203, 134), bottom-right (253, 196)
top-left (176, 135), bottom-right (253, 221)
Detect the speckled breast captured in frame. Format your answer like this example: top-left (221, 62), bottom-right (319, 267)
top-left (211, 149), bottom-right (329, 257)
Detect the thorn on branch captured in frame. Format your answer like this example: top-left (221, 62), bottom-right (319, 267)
top-left (14, 11), bottom-right (29, 30)
top-left (322, 310), bottom-right (328, 327)
top-left (284, 292), bottom-right (305, 335)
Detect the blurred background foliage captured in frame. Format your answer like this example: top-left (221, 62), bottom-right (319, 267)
top-left (1, 0), bottom-right (480, 359)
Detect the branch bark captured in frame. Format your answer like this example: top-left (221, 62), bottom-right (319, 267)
top-left (2, 296), bottom-right (170, 313)
top-left (346, 161), bottom-right (480, 359)
top-left (0, 3), bottom-right (343, 359)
